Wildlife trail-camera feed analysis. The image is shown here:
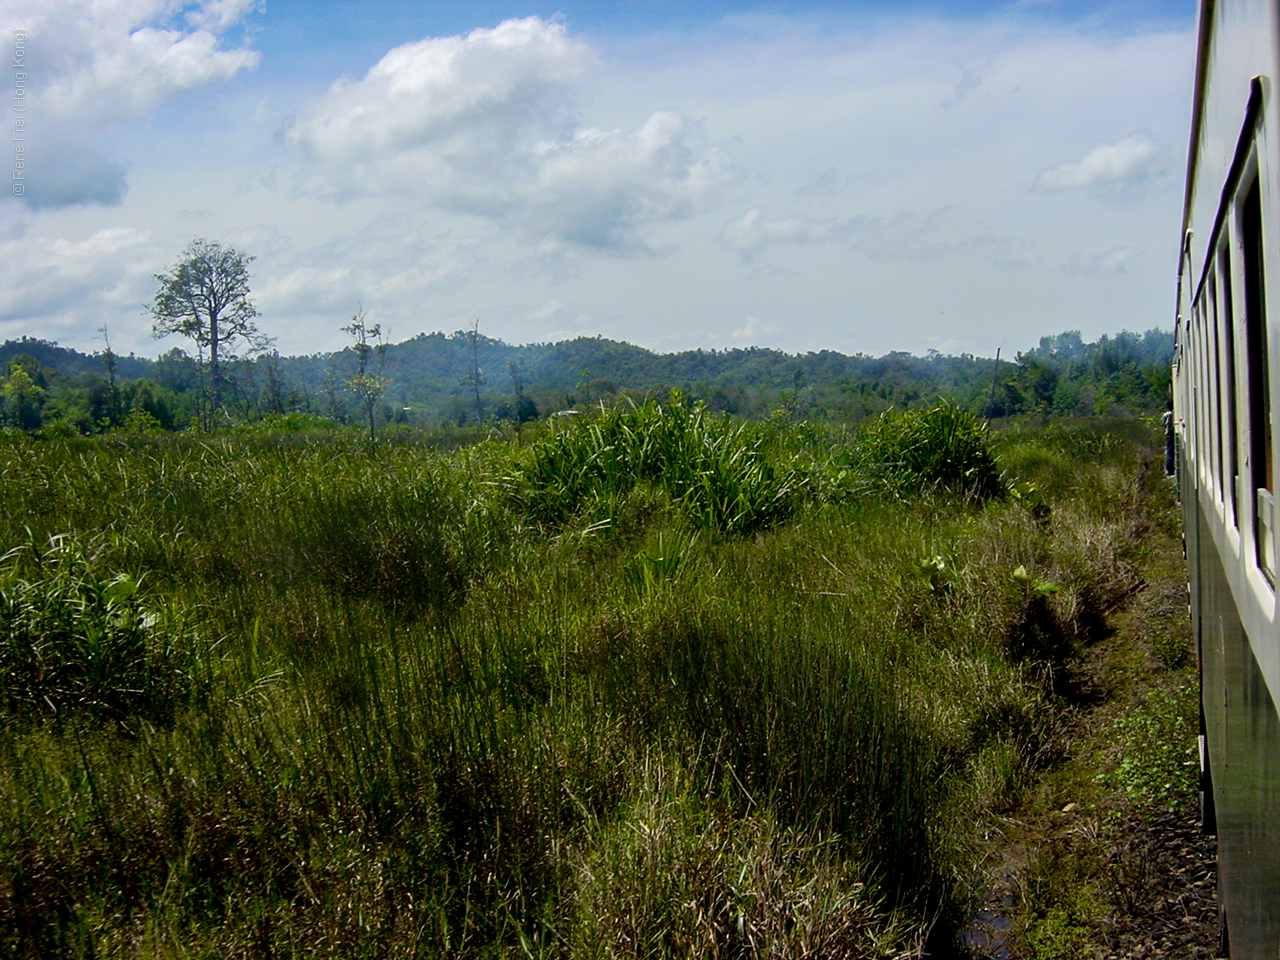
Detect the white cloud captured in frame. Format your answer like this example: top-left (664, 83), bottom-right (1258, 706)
top-left (719, 208), bottom-right (844, 262)
top-left (718, 206), bottom-right (1010, 266)
top-left (1062, 245), bottom-right (1143, 275)
top-left (1092, 246), bottom-right (1142, 272)
top-left (260, 265), bottom-right (355, 313)
top-left (289, 17), bottom-right (589, 194)
top-left (184, 0), bottom-right (259, 32)
top-left (732, 316), bottom-right (777, 340)
top-left (289, 17), bottom-right (728, 252)
top-left (794, 167), bottom-right (851, 201)
top-left (1034, 132), bottom-right (1161, 192)
top-left (527, 299), bottom-right (565, 323)
top-left (0, 227), bottom-right (157, 343)
top-left (0, 6), bottom-right (1193, 360)
top-left (12, 0), bottom-right (259, 208)
top-left (529, 111), bottom-right (727, 252)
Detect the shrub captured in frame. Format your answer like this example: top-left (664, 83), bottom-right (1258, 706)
top-left (242, 411), bottom-right (342, 433)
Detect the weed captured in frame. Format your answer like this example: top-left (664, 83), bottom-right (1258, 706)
top-left (624, 530), bottom-right (690, 600)
top-left (1024, 883), bottom-right (1105, 960)
top-left (572, 763), bottom-right (921, 959)
top-left (1098, 683), bottom-right (1198, 811)
top-left (1151, 632), bottom-right (1193, 670)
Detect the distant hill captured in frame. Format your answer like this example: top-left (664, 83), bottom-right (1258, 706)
top-left (0, 336), bottom-right (152, 380)
top-left (277, 330), bottom-right (1002, 405)
top-left (0, 327), bottom-right (1174, 431)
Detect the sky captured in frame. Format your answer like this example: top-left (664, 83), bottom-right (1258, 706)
top-left (0, 0), bottom-right (1197, 361)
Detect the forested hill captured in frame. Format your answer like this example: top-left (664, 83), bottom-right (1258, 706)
top-left (0, 327), bottom-right (1173, 432)
top-left (0, 336), bottom-right (153, 379)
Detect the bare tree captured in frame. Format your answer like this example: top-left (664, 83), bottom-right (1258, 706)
top-left (97, 325), bottom-right (122, 427)
top-left (150, 238), bottom-right (268, 416)
top-left (460, 318), bottom-right (486, 424)
top-left (342, 308), bottom-right (392, 441)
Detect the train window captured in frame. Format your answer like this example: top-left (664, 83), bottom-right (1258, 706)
top-left (1218, 243), bottom-right (1238, 524)
top-left (1201, 306), bottom-right (1212, 481)
top-left (1200, 308), bottom-right (1210, 474)
top-left (1241, 175), bottom-right (1274, 579)
top-left (1210, 266), bottom-right (1226, 501)
top-left (1192, 307), bottom-right (1203, 469)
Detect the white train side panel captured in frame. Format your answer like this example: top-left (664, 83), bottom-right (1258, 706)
top-left (1177, 3), bottom-right (1280, 957)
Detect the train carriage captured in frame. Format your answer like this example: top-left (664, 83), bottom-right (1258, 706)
top-left (1177, 2), bottom-right (1280, 956)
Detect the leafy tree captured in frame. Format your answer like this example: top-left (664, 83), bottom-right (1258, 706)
top-left (150, 238), bottom-right (268, 417)
top-left (322, 357), bottom-right (344, 421)
top-left (155, 348), bottom-right (201, 394)
top-left (87, 379), bottom-right (120, 430)
top-left (1, 361), bottom-right (44, 429)
top-left (95, 325), bottom-right (123, 427)
top-left (5, 353), bottom-right (47, 390)
top-left (126, 380), bottom-right (176, 431)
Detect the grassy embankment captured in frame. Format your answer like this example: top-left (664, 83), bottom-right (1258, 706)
top-left (997, 429), bottom-right (1203, 960)
top-left (0, 401), bottom-right (1180, 958)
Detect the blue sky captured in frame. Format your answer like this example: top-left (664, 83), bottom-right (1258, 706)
top-left (1, 0), bottom-right (1197, 360)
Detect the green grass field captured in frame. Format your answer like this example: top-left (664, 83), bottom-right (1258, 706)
top-left (0, 402), bottom-right (1176, 958)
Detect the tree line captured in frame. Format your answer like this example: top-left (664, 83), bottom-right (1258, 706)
top-left (0, 238), bottom-right (1175, 434)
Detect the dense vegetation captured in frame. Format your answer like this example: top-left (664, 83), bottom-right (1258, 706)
top-left (0, 326), bottom-right (1172, 434)
top-left (0, 398), bottom-right (1184, 958)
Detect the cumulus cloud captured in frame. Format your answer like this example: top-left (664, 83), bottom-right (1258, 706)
top-left (289, 18), bottom-right (588, 197)
top-left (289, 17), bottom-right (727, 252)
top-left (0, 5), bottom-right (1192, 358)
top-left (529, 111), bottom-right (726, 251)
top-left (12, 0), bottom-right (259, 208)
top-left (1033, 132), bottom-right (1160, 192)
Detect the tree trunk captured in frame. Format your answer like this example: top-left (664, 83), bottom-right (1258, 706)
top-left (210, 315), bottom-right (222, 410)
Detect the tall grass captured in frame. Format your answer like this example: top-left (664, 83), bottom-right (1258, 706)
top-left (504, 394), bottom-right (807, 535)
top-left (0, 532), bottom-right (201, 725)
top-left (0, 415), bottom-right (1167, 957)
top-left (849, 401), bottom-right (1006, 502)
